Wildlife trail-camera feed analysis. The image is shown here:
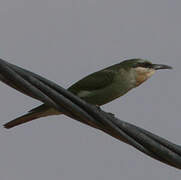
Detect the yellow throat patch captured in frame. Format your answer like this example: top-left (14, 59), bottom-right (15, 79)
top-left (135, 67), bottom-right (156, 86)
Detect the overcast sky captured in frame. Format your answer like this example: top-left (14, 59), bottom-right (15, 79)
top-left (0, 0), bottom-right (181, 180)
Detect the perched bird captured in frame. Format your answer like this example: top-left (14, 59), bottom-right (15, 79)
top-left (3, 59), bottom-right (172, 129)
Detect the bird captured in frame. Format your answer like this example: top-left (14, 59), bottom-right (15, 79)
top-left (3, 58), bottom-right (172, 129)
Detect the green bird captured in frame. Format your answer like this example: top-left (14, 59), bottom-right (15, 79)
top-left (3, 59), bottom-right (172, 129)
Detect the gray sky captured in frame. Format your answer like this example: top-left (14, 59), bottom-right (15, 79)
top-left (0, 0), bottom-right (181, 179)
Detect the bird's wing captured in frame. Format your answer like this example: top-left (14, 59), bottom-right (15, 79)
top-left (68, 69), bottom-right (116, 94)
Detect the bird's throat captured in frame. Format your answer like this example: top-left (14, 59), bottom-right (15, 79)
top-left (135, 67), bottom-right (156, 86)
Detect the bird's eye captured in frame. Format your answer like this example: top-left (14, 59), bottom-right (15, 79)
top-left (133, 62), bottom-right (152, 68)
top-left (142, 62), bottom-right (152, 68)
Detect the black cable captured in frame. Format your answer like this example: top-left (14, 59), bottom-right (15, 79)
top-left (0, 59), bottom-right (181, 169)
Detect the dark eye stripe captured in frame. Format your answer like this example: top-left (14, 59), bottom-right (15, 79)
top-left (133, 62), bottom-right (152, 68)
top-left (142, 63), bottom-right (152, 68)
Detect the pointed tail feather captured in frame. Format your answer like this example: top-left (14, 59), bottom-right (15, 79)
top-left (4, 112), bottom-right (44, 129)
top-left (4, 106), bottom-right (62, 129)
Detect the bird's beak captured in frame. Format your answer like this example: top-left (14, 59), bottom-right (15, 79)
top-left (152, 64), bottom-right (173, 70)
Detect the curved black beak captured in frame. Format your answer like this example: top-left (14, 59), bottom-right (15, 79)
top-left (152, 64), bottom-right (173, 70)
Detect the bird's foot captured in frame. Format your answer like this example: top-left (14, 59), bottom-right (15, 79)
top-left (107, 112), bottom-right (115, 117)
top-left (95, 105), bottom-right (115, 117)
top-left (95, 105), bottom-right (102, 111)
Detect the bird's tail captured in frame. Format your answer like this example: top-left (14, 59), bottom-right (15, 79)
top-left (3, 104), bottom-right (61, 129)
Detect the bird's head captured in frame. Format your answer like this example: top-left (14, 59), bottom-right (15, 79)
top-left (120, 59), bottom-right (173, 86)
